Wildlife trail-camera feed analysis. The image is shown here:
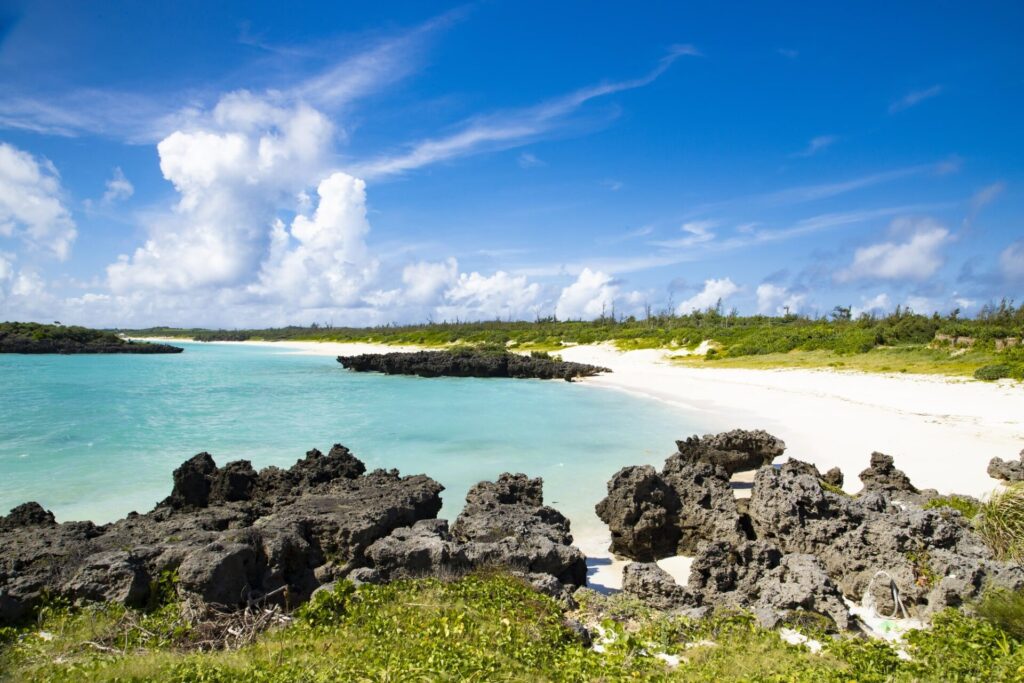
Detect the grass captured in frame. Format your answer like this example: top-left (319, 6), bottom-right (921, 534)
top-left (975, 483), bottom-right (1024, 563)
top-left (671, 345), bottom-right (1014, 378)
top-left (4, 574), bottom-right (1024, 682)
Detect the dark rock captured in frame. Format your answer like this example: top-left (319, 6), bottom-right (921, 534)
top-left (988, 450), bottom-right (1024, 482)
top-left (858, 452), bottom-right (918, 496)
top-left (62, 551), bottom-right (150, 607)
top-left (211, 460), bottom-right (259, 503)
top-left (366, 474), bottom-right (587, 593)
top-left (0, 502), bottom-right (56, 531)
top-left (336, 349), bottom-right (610, 380)
top-left (621, 562), bottom-right (692, 611)
top-left (0, 445), bottom-right (446, 623)
top-left (166, 452), bottom-right (217, 509)
top-left (563, 618), bottom-right (593, 647)
top-left (660, 458), bottom-right (744, 554)
top-left (686, 540), bottom-right (854, 631)
top-left (673, 429), bottom-right (786, 475)
top-left (594, 466), bottom-right (680, 561)
top-left (822, 467), bottom-right (844, 488)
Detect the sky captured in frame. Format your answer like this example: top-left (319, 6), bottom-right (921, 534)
top-left (0, 1), bottom-right (1021, 328)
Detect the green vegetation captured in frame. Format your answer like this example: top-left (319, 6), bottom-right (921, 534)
top-left (977, 589), bottom-right (1024, 640)
top-left (122, 300), bottom-right (1024, 379)
top-left (0, 322), bottom-right (180, 354)
top-left (923, 494), bottom-right (982, 520)
top-left (976, 483), bottom-right (1024, 563)
top-left (4, 574), bottom-right (1024, 681)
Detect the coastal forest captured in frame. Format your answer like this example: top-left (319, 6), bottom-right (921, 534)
top-left (127, 299), bottom-right (1024, 380)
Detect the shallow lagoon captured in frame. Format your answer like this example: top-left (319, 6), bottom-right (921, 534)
top-left (0, 342), bottom-right (696, 537)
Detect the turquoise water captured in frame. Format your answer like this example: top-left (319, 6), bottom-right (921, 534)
top-left (0, 342), bottom-right (695, 537)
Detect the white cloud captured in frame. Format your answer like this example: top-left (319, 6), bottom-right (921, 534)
top-left (0, 142), bottom-right (77, 260)
top-left (102, 167), bottom-right (134, 203)
top-left (836, 218), bottom-right (951, 282)
top-left (650, 220), bottom-right (717, 248)
top-left (852, 293), bottom-right (891, 318)
top-left (971, 181), bottom-right (1006, 211)
top-left (889, 85), bottom-right (943, 113)
top-left (250, 172), bottom-right (378, 308)
top-left (351, 46), bottom-right (698, 179)
top-left (401, 257), bottom-right (458, 304)
top-left (517, 152), bottom-right (545, 169)
top-left (677, 277), bottom-right (739, 313)
top-left (792, 135), bottom-right (837, 157)
top-left (107, 91), bottom-right (334, 293)
top-left (756, 283), bottom-right (806, 315)
top-left (1001, 241), bottom-right (1024, 281)
top-left (438, 270), bottom-right (543, 320)
top-left (555, 268), bottom-right (617, 320)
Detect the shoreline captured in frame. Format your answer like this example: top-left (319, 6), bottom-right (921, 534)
top-left (130, 337), bottom-right (1024, 590)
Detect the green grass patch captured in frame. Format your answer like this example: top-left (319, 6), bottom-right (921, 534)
top-left (5, 574), bottom-right (1024, 681)
top-left (976, 483), bottom-right (1024, 563)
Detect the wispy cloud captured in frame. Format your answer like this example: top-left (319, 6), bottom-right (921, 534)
top-left (0, 12), bottom-right (457, 141)
top-left (649, 220), bottom-right (717, 248)
top-left (791, 134), bottom-right (838, 157)
top-left (601, 179), bottom-right (624, 191)
top-left (596, 225), bottom-right (653, 246)
top-left (777, 48), bottom-right (799, 59)
top-left (517, 152), bottom-right (545, 168)
top-left (889, 85), bottom-right (943, 113)
top-left (349, 45), bottom-right (700, 179)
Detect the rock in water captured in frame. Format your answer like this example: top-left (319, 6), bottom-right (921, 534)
top-left (336, 349), bottom-right (610, 380)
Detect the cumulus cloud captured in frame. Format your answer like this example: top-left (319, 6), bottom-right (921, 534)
top-left (1001, 241), bottom-right (1024, 282)
top-left (107, 91), bottom-right (334, 293)
top-left (438, 270), bottom-right (543, 320)
top-left (250, 172), bottom-right (378, 308)
top-left (401, 257), bottom-right (459, 305)
top-left (102, 167), bottom-right (134, 203)
top-left (677, 277), bottom-right (739, 313)
top-left (756, 283), bottom-right (806, 315)
top-left (0, 142), bottom-right (77, 260)
top-left (836, 218), bottom-right (950, 282)
top-left (555, 268), bottom-right (617, 320)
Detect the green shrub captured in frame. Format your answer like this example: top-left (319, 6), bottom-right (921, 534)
top-left (975, 483), bottom-right (1024, 562)
top-left (975, 364), bottom-right (1012, 380)
top-left (976, 589), bottom-right (1024, 640)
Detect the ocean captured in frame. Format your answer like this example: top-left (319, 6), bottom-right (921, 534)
top-left (0, 342), bottom-right (695, 538)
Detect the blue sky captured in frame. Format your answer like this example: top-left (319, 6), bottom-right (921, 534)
top-left (0, 1), bottom-right (1021, 327)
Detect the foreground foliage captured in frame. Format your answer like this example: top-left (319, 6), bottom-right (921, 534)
top-left (977, 483), bottom-right (1024, 563)
top-left (3, 574), bottom-right (1024, 682)
top-left (123, 302), bottom-right (1024, 379)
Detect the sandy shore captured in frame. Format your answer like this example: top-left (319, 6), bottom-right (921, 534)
top-left (135, 337), bottom-right (1024, 590)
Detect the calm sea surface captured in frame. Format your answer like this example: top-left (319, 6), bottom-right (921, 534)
top-left (0, 342), bottom-right (696, 537)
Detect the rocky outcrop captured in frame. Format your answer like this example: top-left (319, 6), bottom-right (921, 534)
top-left (366, 474), bottom-right (587, 601)
top-left (595, 429), bottom-right (768, 561)
top-left (612, 437), bottom-right (1024, 630)
top-left (988, 450), bottom-right (1024, 482)
top-left (0, 445), bottom-right (443, 623)
top-left (673, 429), bottom-right (786, 475)
top-left (337, 349), bottom-right (609, 381)
top-left (0, 448), bottom-right (591, 624)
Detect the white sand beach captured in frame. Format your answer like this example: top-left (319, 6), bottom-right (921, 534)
top-left (137, 338), bottom-right (1024, 590)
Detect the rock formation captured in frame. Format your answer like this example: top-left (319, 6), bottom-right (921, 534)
top-left (337, 349), bottom-right (609, 380)
top-left (610, 434), bottom-right (1024, 630)
top-left (988, 449), bottom-right (1024, 482)
top-left (0, 446), bottom-right (585, 624)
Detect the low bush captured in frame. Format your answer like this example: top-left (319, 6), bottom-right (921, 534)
top-left (975, 364), bottom-right (1013, 381)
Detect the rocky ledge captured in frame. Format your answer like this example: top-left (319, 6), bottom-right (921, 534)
top-left (0, 446), bottom-right (584, 624)
top-left (600, 428), bottom-right (1024, 631)
top-left (336, 349), bottom-right (609, 380)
